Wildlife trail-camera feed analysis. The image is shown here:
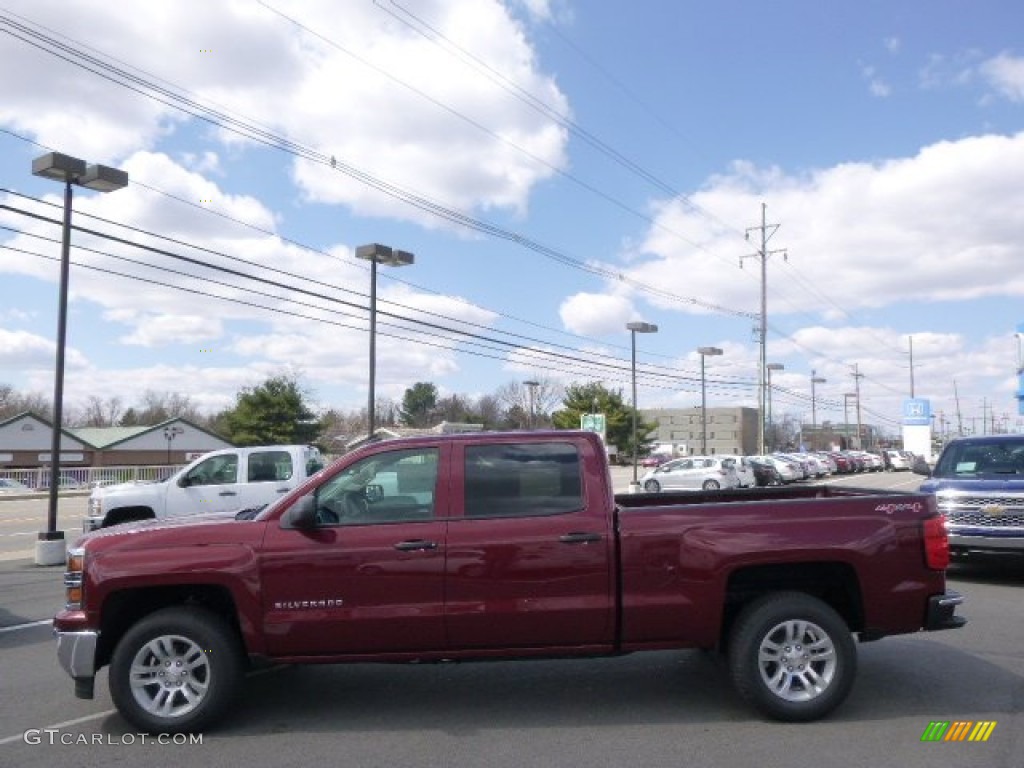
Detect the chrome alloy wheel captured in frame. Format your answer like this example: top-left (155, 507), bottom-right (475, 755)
top-left (129, 634), bottom-right (211, 718)
top-left (756, 619), bottom-right (837, 702)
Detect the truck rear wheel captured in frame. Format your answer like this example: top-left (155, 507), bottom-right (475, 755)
top-left (110, 606), bottom-right (242, 733)
top-left (727, 592), bottom-right (856, 722)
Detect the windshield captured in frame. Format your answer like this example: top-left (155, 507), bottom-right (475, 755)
top-left (933, 439), bottom-right (1024, 478)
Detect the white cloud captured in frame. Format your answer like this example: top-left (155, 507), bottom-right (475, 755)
top-left (0, 0), bottom-right (569, 226)
top-left (610, 131), bottom-right (1024, 319)
top-left (559, 292), bottom-right (634, 335)
top-left (980, 53), bottom-right (1024, 102)
top-left (0, 327), bottom-right (89, 372)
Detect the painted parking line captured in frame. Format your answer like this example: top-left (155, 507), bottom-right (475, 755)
top-left (0, 618), bottom-right (52, 633)
top-left (0, 710), bottom-right (118, 746)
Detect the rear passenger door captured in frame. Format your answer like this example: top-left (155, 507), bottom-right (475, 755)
top-left (444, 439), bottom-right (615, 652)
top-left (236, 448), bottom-right (296, 510)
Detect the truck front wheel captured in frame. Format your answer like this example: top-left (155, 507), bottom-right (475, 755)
top-left (109, 606), bottom-right (243, 733)
top-left (727, 592), bottom-right (856, 722)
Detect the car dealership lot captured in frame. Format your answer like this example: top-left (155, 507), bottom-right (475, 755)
top-left (0, 473), bottom-right (1021, 767)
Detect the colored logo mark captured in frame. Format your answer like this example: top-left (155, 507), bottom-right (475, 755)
top-left (921, 721), bottom-right (997, 742)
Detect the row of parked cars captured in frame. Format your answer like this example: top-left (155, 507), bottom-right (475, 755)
top-left (638, 449), bottom-right (915, 492)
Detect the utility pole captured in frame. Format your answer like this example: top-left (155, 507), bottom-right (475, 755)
top-left (741, 203), bottom-right (785, 455)
top-left (851, 363), bottom-right (864, 449)
top-left (908, 336), bottom-right (915, 398)
top-left (953, 380), bottom-right (964, 436)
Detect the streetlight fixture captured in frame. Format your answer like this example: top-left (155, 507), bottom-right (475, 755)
top-left (626, 321), bottom-right (658, 490)
top-left (523, 380), bottom-right (539, 429)
top-left (810, 370), bottom-right (827, 446)
top-left (163, 425), bottom-right (184, 465)
top-left (697, 346), bottom-right (723, 454)
top-left (32, 152), bottom-right (128, 566)
top-left (766, 363), bottom-right (784, 451)
top-left (355, 243), bottom-right (414, 440)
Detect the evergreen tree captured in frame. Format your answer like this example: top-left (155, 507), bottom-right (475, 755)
top-left (221, 375), bottom-right (321, 446)
top-left (399, 382), bottom-right (438, 427)
top-left (551, 382), bottom-right (656, 456)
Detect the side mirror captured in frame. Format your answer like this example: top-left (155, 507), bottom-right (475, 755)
top-left (365, 484), bottom-right (384, 502)
top-left (177, 474), bottom-right (193, 488)
top-left (281, 494), bottom-right (318, 529)
top-left (911, 457), bottom-right (932, 477)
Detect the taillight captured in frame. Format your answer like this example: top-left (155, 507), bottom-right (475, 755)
top-left (923, 515), bottom-right (949, 570)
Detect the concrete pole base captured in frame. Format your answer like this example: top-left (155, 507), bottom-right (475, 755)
top-left (628, 481), bottom-right (642, 494)
top-left (35, 534), bottom-right (66, 566)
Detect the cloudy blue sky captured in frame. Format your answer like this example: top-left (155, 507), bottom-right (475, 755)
top-left (1, 0), bottom-right (1023, 437)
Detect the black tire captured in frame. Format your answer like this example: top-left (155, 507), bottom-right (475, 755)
top-left (702, 479), bottom-right (720, 490)
top-left (644, 479), bottom-right (661, 493)
top-left (110, 606), bottom-right (243, 733)
top-left (727, 592), bottom-right (856, 722)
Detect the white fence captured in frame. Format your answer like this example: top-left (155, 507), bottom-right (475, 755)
top-left (0, 464), bottom-right (185, 491)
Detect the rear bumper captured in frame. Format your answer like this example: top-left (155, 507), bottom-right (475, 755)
top-left (924, 591), bottom-right (966, 632)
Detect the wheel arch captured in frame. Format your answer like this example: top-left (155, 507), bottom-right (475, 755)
top-left (719, 561), bottom-right (864, 649)
top-left (96, 584), bottom-right (245, 670)
top-left (103, 506), bottom-right (156, 526)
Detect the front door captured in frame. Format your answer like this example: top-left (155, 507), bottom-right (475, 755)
top-left (172, 451), bottom-right (243, 516)
top-left (260, 444), bottom-right (449, 656)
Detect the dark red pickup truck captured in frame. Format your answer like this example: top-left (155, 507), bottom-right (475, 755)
top-left (54, 431), bottom-right (964, 732)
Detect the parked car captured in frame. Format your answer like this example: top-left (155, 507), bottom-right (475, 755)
top-left (749, 455), bottom-right (801, 484)
top-left (748, 457), bottom-right (784, 486)
top-left (827, 452), bottom-right (854, 474)
top-left (813, 453), bottom-right (838, 475)
top-left (884, 450), bottom-right (911, 471)
top-left (640, 455), bottom-right (740, 492)
top-left (640, 453), bottom-right (671, 468)
top-left (774, 453), bottom-right (811, 481)
top-left (0, 477), bottom-right (32, 493)
top-left (915, 433), bottom-right (1024, 557)
top-left (716, 455), bottom-right (757, 488)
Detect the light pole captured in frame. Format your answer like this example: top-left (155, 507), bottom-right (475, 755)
top-left (626, 321), bottom-right (658, 489)
top-left (163, 425), bottom-right (184, 465)
top-left (523, 380), bottom-right (539, 429)
top-left (697, 346), bottom-right (723, 454)
top-left (810, 370), bottom-right (827, 449)
top-left (355, 243), bottom-right (414, 440)
top-left (766, 363), bottom-right (784, 451)
top-left (32, 152), bottom-right (127, 566)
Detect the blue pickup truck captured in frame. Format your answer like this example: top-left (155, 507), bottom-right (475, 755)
top-left (914, 434), bottom-right (1024, 556)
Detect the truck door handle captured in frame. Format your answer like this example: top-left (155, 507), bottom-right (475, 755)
top-left (559, 532), bottom-right (603, 544)
top-left (394, 539), bottom-right (438, 551)
top-left (218, 491), bottom-right (238, 497)
top-left (276, 488), bottom-right (290, 493)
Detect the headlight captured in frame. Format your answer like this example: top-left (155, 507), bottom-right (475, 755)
top-left (64, 547), bottom-right (85, 610)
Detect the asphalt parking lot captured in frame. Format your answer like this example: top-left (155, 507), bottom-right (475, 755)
top-left (0, 472), bottom-right (1021, 767)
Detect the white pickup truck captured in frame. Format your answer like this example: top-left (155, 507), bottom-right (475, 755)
top-left (84, 445), bottom-right (324, 531)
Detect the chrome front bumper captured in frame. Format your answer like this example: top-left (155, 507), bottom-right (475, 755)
top-left (56, 630), bottom-right (98, 698)
top-left (948, 532), bottom-right (1024, 554)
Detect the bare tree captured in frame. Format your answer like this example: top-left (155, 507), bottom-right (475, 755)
top-left (495, 378), bottom-right (563, 428)
top-left (134, 390), bottom-right (202, 424)
top-left (79, 395), bottom-right (124, 427)
top-left (0, 384), bottom-right (52, 421)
